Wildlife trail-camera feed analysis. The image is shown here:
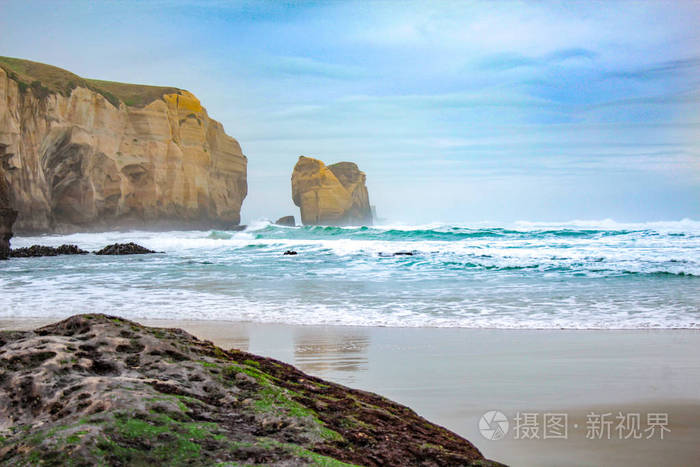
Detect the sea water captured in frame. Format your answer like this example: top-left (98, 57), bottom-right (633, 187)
top-left (2, 219), bottom-right (699, 329)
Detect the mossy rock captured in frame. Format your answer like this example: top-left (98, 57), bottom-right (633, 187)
top-left (0, 314), bottom-right (503, 466)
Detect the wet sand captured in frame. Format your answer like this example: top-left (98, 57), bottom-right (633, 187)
top-left (2, 318), bottom-right (699, 466)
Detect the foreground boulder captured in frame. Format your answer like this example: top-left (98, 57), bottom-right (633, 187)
top-left (0, 56), bottom-right (247, 233)
top-left (0, 315), bottom-right (501, 466)
top-left (10, 244), bottom-right (88, 257)
top-left (94, 242), bottom-right (156, 255)
top-left (0, 167), bottom-right (16, 260)
top-left (291, 156), bottom-right (373, 226)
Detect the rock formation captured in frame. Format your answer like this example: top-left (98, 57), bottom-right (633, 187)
top-left (275, 215), bottom-right (295, 226)
top-left (0, 166), bottom-right (17, 259)
top-left (10, 244), bottom-right (88, 257)
top-left (94, 242), bottom-right (156, 255)
top-left (0, 314), bottom-right (501, 466)
top-left (0, 56), bottom-right (247, 233)
top-left (327, 161), bottom-right (373, 225)
top-left (291, 156), bottom-right (372, 226)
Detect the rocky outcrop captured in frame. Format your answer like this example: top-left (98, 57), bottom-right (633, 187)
top-left (0, 56), bottom-right (247, 233)
top-left (275, 215), bottom-right (295, 226)
top-left (291, 156), bottom-right (372, 226)
top-left (0, 314), bottom-right (500, 466)
top-left (0, 166), bottom-right (17, 259)
top-left (10, 244), bottom-right (88, 257)
top-left (94, 242), bottom-right (155, 255)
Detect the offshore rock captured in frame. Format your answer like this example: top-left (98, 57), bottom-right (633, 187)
top-left (0, 56), bottom-right (247, 233)
top-left (275, 215), bottom-right (296, 227)
top-left (0, 314), bottom-right (502, 466)
top-left (94, 242), bottom-right (156, 255)
top-left (10, 244), bottom-right (88, 257)
top-left (291, 155), bottom-right (372, 226)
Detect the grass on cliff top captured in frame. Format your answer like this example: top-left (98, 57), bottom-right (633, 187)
top-left (0, 56), bottom-right (181, 108)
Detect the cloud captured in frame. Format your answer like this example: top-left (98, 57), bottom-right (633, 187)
top-left (602, 57), bottom-right (700, 81)
top-left (265, 56), bottom-right (366, 80)
top-left (479, 48), bottom-right (598, 72)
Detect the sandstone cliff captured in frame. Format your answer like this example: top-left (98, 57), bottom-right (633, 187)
top-left (0, 57), bottom-right (247, 233)
top-left (291, 156), bottom-right (372, 226)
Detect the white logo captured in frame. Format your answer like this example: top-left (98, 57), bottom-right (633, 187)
top-left (479, 410), bottom-right (509, 440)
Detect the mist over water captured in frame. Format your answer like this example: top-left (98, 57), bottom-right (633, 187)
top-left (2, 219), bottom-right (699, 329)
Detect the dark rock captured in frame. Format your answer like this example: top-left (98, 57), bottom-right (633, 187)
top-left (10, 244), bottom-right (89, 258)
top-left (0, 167), bottom-right (17, 260)
top-left (379, 251), bottom-right (416, 257)
top-left (275, 215), bottom-right (296, 227)
top-left (0, 209), bottom-right (16, 260)
top-left (0, 314), bottom-right (502, 466)
top-left (283, 250), bottom-right (298, 256)
top-left (94, 242), bottom-right (156, 255)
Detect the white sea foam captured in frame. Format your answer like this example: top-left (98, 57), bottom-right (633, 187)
top-left (3, 220), bottom-right (699, 329)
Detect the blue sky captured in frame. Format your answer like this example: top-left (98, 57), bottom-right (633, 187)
top-left (1, 0), bottom-right (699, 223)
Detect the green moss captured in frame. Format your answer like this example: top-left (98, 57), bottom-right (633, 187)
top-left (65, 430), bottom-right (88, 444)
top-left (149, 328), bottom-right (166, 339)
top-left (235, 439), bottom-right (358, 467)
top-left (217, 360), bottom-right (345, 444)
top-left (97, 411), bottom-right (227, 463)
top-left (199, 360), bottom-right (219, 368)
top-left (255, 386), bottom-right (313, 418)
top-left (243, 359), bottom-right (260, 368)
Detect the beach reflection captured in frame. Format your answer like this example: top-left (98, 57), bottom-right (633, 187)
top-left (293, 328), bottom-right (369, 383)
top-left (224, 334), bottom-right (250, 352)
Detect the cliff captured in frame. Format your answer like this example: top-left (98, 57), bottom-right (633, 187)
top-left (0, 314), bottom-right (501, 466)
top-left (0, 166), bottom-right (17, 259)
top-left (0, 56), bottom-right (247, 233)
top-left (291, 156), bottom-right (372, 226)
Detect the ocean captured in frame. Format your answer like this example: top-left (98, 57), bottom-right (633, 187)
top-left (2, 219), bottom-right (699, 329)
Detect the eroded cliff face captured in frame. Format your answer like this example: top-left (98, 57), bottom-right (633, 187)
top-left (291, 156), bottom-right (372, 226)
top-left (0, 58), bottom-right (247, 233)
top-left (0, 166), bottom-right (17, 259)
top-left (327, 162), bottom-right (372, 225)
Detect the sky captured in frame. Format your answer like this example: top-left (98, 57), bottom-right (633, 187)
top-left (1, 0), bottom-right (699, 224)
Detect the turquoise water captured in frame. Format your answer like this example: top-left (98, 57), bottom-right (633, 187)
top-left (2, 220), bottom-right (699, 328)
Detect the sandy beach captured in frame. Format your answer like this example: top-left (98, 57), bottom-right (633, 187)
top-left (2, 317), bottom-right (698, 466)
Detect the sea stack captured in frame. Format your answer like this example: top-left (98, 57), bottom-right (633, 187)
top-left (0, 166), bottom-right (17, 259)
top-left (0, 57), bottom-right (247, 233)
top-left (291, 156), bottom-right (372, 226)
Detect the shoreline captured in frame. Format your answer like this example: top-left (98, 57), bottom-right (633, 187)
top-left (2, 317), bottom-right (700, 465)
top-left (2, 316), bottom-right (699, 332)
